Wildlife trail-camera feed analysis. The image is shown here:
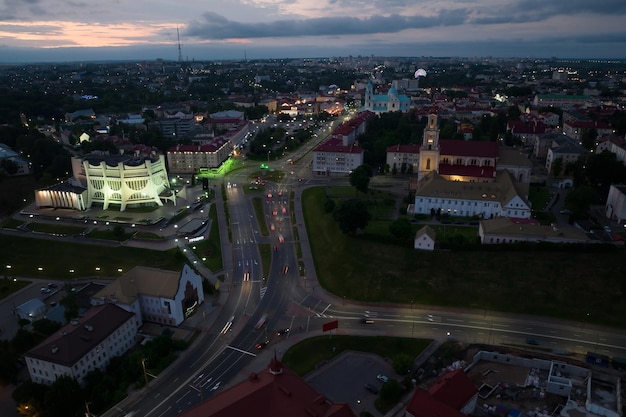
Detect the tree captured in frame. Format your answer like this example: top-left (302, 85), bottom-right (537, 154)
top-left (349, 165), bottom-right (372, 195)
top-left (333, 199), bottom-right (370, 235)
top-left (323, 198), bottom-right (336, 213)
top-left (551, 157), bottom-right (563, 178)
top-left (389, 218), bottom-right (412, 241)
top-left (564, 186), bottom-right (601, 219)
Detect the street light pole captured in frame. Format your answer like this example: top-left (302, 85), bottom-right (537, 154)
top-left (141, 358), bottom-right (148, 386)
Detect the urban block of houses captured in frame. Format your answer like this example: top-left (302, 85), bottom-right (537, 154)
top-left (91, 264), bottom-right (204, 327)
top-left (35, 152), bottom-right (176, 212)
top-left (178, 358), bottom-right (356, 417)
top-left (405, 369), bottom-right (478, 417)
top-left (24, 303), bottom-right (139, 385)
top-left (386, 113), bottom-right (532, 184)
top-left (562, 119), bottom-right (613, 143)
top-left (533, 94), bottom-right (590, 108)
top-left (605, 185), bottom-right (626, 224)
top-left (466, 350), bottom-right (621, 417)
top-left (363, 81), bottom-right (411, 114)
top-left (478, 217), bottom-right (590, 244)
top-left (312, 111), bottom-right (374, 175)
top-left (166, 136), bottom-right (233, 173)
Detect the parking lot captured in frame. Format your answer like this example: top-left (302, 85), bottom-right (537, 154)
top-left (305, 351), bottom-right (400, 416)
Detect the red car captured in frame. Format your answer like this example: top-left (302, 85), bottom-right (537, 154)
top-left (255, 340), bottom-right (270, 350)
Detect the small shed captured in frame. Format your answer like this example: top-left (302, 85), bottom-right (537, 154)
top-left (16, 298), bottom-right (46, 322)
top-left (414, 225), bottom-right (436, 251)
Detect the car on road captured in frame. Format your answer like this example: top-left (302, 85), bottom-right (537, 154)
top-left (282, 265), bottom-right (289, 275)
top-left (270, 223), bottom-right (275, 231)
top-left (272, 209), bottom-right (278, 216)
top-left (255, 340), bottom-right (270, 350)
top-left (273, 245), bottom-right (278, 252)
top-left (278, 235), bottom-right (285, 243)
top-left (298, 177), bottom-right (305, 182)
top-left (526, 338), bottom-right (540, 346)
top-left (364, 384), bottom-right (379, 394)
top-left (377, 374), bottom-right (389, 383)
top-left (604, 226), bottom-right (611, 232)
top-left (40, 287), bottom-right (51, 294)
top-left (47, 283), bottom-right (57, 289)
top-left (559, 209), bottom-right (571, 214)
top-left (276, 328), bottom-right (290, 336)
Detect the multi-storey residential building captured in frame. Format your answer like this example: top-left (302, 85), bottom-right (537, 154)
top-left (545, 136), bottom-right (587, 175)
top-left (311, 111), bottom-right (373, 175)
top-left (596, 136), bottom-right (626, 164)
top-left (24, 304), bottom-right (138, 386)
top-left (386, 144), bottom-right (420, 173)
top-left (91, 264), bottom-right (204, 326)
top-left (562, 120), bottom-right (613, 142)
top-left (167, 137), bottom-right (232, 173)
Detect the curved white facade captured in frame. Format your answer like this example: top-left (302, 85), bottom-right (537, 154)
top-left (71, 153), bottom-right (176, 211)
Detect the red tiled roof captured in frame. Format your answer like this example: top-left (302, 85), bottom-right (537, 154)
top-left (406, 370), bottom-right (478, 417)
top-left (406, 388), bottom-right (465, 417)
top-left (178, 359), bottom-right (356, 417)
top-left (428, 370), bottom-right (478, 410)
top-left (438, 164), bottom-right (495, 178)
top-left (440, 140), bottom-right (499, 158)
top-left (315, 137), bottom-right (363, 154)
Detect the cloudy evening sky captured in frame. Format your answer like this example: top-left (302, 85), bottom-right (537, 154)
top-left (0, 0), bottom-right (624, 63)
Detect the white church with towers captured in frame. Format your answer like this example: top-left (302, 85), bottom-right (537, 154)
top-left (363, 81), bottom-right (411, 114)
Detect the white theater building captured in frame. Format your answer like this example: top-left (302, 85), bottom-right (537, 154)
top-left (35, 152), bottom-right (176, 211)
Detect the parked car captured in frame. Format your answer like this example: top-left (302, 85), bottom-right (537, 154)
top-left (377, 374), bottom-right (389, 383)
top-left (40, 287), bottom-right (51, 294)
top-left (364, 384), bottom-right (379, 394)
top-left (276, 328), bottom-right (290, 336)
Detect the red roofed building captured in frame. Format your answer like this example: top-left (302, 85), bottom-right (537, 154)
top-left (167, 136), bottom-right (232, 173)
top-left (177, 358), bottom-right (356, 417)
top-left (312, 112), bottom-right (373, 175)
top-left (405, 370), bottom-right (478, 417)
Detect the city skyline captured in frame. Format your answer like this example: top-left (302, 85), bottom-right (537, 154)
top-left (0, 0), bottom-right (625, 63)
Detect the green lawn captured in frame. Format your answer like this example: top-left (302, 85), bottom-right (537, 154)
top-left (252, 197), bottom-right (270, 236)
top-left (189, 204), bottom-right (223, 272)
top-left (0, 234), bottom-right (184, 279)
top-left (303, 187), bottom-right (626, 327)
top-left (529, 186), bottom-right (552, 210)
top-left (259, 243), bottom-right (271, 278)
top-left (27, 222), bottom-right (87, 235)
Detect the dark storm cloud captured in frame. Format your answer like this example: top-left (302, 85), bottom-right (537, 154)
top-left (185, 10), bottom-right (468, 40)
top-left (471, 0), bottom-right (626, 24)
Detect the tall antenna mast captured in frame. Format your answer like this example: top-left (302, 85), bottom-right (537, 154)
top-left (177, 26), bottom-right (183, 62)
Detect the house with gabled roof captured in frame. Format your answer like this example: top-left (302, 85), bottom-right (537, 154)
top-left (405, 369), bottom-right (478, 417)
top-left (414, 226), bottom-right (436, 251)
top-left (411, 170), bottom-right (531, 219)
top-left (91, 264), bottom-right (204, 327)
top-left (178, 358), bottom-right (356, 417)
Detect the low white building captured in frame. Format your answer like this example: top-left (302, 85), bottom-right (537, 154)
top-left (414, 226), bottom-right (436, 251)
top-left (24, 303), bottom-right (138, 385)
top-left (410, 170), bottom-right (531, 219)
top-left (91, 264), bottom-right (204, 327)
top-left (605, 184), bottom-right (626, 224)
top-left (479, 217), bottom-right (590, 244)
